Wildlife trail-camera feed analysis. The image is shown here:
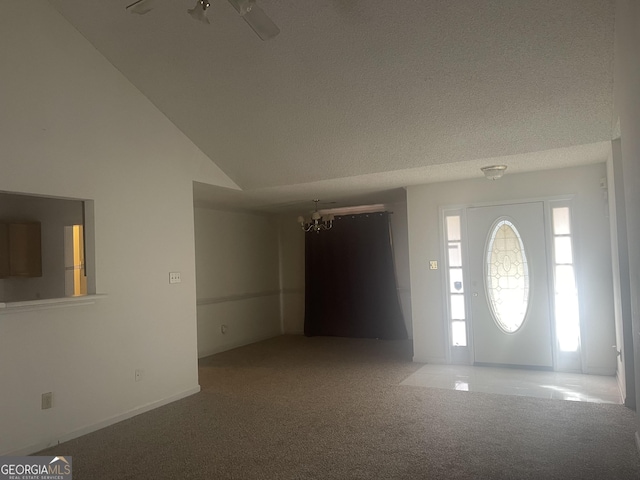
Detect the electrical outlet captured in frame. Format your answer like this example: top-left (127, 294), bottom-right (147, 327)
top-left (169, 272), bottom-right (181, 284)
top-left (429, 260), bottom-right (438, 270)
top-left (41, 392), bottom-right (53, 410)
top-left (135, 369), bottom-right (144, 382)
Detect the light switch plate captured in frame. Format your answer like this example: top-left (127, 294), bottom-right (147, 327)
top-left (169, 272), bottom-right (181, 284)
top-left (429, 260), bottom-right (438, 270)
top-left (41, 392), bottom-right (53, 410)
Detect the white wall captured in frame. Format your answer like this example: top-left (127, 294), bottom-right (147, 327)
top-left (407, 163), bottom-right (616, 374)
top-left (614, 0), bottom-right (640, 447)
top-left (194, 208), bottom-right (282, 357)
top-left (606, 139), bottom-right (635, 407)
top-left (390, 200), bottom-right (413, 338)
top-left (278, 215), bottom-right (306, 334)
top-left (0, 193), bottom-right (83, 302)
top-left (0, 0), bottom-right (235, 455)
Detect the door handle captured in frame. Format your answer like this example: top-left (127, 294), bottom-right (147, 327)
top-left (612, 345), bottom-right (621, 357)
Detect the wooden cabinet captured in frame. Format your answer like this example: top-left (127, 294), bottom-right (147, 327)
top-left (0, 222), bottom-right (42, 278)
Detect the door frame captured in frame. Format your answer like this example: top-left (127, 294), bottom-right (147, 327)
top-left (439, 194), bottom-right (582, 372)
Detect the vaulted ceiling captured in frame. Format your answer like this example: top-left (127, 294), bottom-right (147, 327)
top-left (48, 0), bottom-right (616, 210)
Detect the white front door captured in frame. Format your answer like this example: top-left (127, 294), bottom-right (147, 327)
top-left (467, 202), bottom-right (553, 368)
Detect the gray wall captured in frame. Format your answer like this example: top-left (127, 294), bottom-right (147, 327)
top-left (0, 0), bottom-right (234, 456)
top-left (607, 139), bottom-right (635, 407)
top-left (615, 0), bottom-right (640, 449)
top-left (194, 207), bottom-right (282, 357)
top-left (278, 215), bottom-right (305, 334)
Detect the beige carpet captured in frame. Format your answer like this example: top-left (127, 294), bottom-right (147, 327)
top-left (39, 335), bottom-right (640, 479)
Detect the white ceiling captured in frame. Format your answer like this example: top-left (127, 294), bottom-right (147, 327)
top-left (47, 0), bottom-right (616, 211)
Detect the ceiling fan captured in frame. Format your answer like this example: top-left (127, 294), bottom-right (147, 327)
top-left (125, 0), bottom-right (280, 41)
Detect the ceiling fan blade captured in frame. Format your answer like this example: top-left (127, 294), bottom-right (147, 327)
top-left (125, 0), bottom-right (157, 15)
top-left (228, 0), bottom-right (280, 40)
top-left (242, 4), bottom-right (280, 40)
top-left (227, 0), bottom-right (253, 15)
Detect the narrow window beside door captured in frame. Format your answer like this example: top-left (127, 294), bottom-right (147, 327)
top-left (552, 207), bottom-right (580, 352)
top-left (445, 215), bottom-right (467, 346)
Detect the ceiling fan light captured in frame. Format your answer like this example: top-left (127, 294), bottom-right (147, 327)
top-left (188, 0), bottom-right (211, 24)
top-left (481, 165), bottom-right (508, 180)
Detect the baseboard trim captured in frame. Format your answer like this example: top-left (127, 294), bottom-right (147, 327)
top-left (615, 371), bottom-right (626, 404)
top-left (583, 366), bottom-right (616, 376)
top-left (198, 332), bottom-right (281, 359)
top-left (4, 386), bottom-right (201, 457)
top-left (413, 356), bottom-right (446, 364)
top-left (474, 361), bottom-right (553, 372)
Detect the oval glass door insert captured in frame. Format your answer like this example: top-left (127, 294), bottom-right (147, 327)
top-left (486, 219), bottom-right (530, 333)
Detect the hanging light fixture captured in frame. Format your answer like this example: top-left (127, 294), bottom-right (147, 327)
top-left (188, 0), bottom-right (211, 23)
top-left (297, 200), bottom-right (334, 233)
top-left (481, 165), bottom-right (507, 180)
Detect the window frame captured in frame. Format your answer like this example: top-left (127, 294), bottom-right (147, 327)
top-left (441, 207), bottom-right (471, 364)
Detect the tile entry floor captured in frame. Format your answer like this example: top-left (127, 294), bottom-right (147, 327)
top-left (400, 364), bottom-right (622, 404)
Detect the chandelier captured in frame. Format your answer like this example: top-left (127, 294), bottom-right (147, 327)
top-left (297, 200), bottom-right (334, 233)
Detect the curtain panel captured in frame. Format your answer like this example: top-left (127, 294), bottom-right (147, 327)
top-left (304, 211), bottom-right (407, 340)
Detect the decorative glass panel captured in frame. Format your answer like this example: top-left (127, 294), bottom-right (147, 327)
top-left (555, 290), bottom-right (580, 352)
top-left (451, 321), bottom-right (467, 346)
top-left (450, 295), bottom-right (466, 320)
top-left (486, 220), bottom-right (529, 333)
top-left (446, 216), bottom-right (461, 241)
top-left (448, 243), bottom-right (462, 267)
top-left (555, 265), bottom-right (576, 295)
top-left (449, 268), bottom-right (464, 293)
top-left (554, 237), bottom-right (573, 264)
top-left (552, 207), bottom-right (571, 235)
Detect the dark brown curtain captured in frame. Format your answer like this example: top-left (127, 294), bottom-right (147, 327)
top-left (304, 212), bottom-right (407, 339)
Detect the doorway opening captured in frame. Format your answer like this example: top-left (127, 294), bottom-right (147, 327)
top-left (64, 225), bottom-right (87, 297)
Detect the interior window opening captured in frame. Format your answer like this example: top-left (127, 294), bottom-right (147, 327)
top-left (552, 206), bottom-right (580, 352)
top-left (0, 191), bottom-right (94, 303)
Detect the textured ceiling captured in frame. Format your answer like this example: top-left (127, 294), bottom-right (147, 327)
top-left (193, 141), bottom-right (612, 212)
top-left (47, 0), bottom-right (616, 208)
